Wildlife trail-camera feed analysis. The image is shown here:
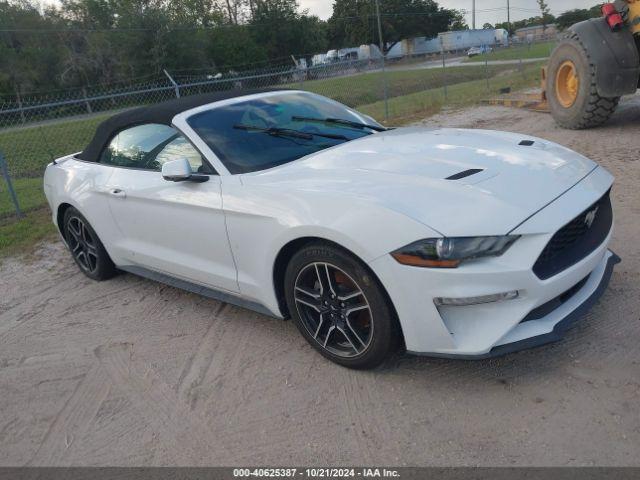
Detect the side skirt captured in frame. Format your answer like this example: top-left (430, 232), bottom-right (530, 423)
top-left (119, 265), bottom-right (283, 319)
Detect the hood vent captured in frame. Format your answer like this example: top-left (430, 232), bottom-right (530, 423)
top-left (446, 168), bottom-right (484, 180)
top-left (519, 140), bottom-right (535, 146)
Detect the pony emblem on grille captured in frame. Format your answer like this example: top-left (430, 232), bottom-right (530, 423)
top-left (584, 206), bottom-right (599, 229)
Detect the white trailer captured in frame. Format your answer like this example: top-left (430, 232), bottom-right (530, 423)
top-left (438, 29), bottom-right (496, 51)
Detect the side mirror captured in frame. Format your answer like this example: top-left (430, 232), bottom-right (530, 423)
top-left (161, 158), bottom-right (208, 183)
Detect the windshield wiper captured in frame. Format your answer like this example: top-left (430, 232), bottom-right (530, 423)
top-left (291, 116), bottom-right (387, 132)
top-left (233, 124), bottom-right (347, 141)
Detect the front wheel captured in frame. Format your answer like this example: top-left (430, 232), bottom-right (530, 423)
top-left (546, 32), bottom-right (620, 129)
top-left (284, 242), bottom-right (400, 369)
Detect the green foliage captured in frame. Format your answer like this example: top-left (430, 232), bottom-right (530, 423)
top-left (0, 0), bottom-right (319, 97)
top-left (447, 9), bottom-right (468, 31)
top-left (327, 0), bottom-right (455, 53)
top-left (556, 7), bottom-right (603, 30)
top-left (249, 0), bottom-right (327, 61)
top-left (495, 11), bottom-right (558, 35)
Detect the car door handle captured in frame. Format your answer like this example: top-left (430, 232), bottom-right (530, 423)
top-left (109, 188), bottom-right (126, 198)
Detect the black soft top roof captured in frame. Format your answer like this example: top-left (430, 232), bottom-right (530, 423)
top-left (78, 88), bottom-right (287, 163)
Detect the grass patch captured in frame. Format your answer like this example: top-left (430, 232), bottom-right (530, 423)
top-left (0, 114), bottom-right (109, 178)
top-left (358, 61), bottom-right (545, 125)
top-left (0, 177), bottom-right (46, 217)
top-left (0, 208), bottom-right (57, 258)
top-left (292, 63), bottom-right (522, 108)
top-left (464, 41), bottom-right (556, 63)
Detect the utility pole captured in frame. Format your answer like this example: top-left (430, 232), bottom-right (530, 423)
top-left (507, 0), bottom-right (511, 45)
top-left (375, 0), bottom-right (389, 120)
top-left (472, 0), bottom-right (476, 29)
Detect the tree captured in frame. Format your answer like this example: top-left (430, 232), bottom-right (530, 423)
top-left (536, 0), bottom-right (553, 30)
top-left (249, 0), bottom-right (327, 61)
top-left (328, 0), bottom-right (454, 54)
top-left (206, 25), bottom-right (267, 70)
top-left (482, 22), bottom-right (493, 29)
top-left (447, 9), bottom-right (468, 31)
top-left (556, 6), bottom-right (602, 30)
top-left (0, 0), bottom-right (66, 96)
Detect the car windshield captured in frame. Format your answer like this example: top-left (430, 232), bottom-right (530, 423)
top-left (186, 92), bottom-right (381, 174)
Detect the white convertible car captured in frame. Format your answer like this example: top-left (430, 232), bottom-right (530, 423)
top-left (43, 89), bottom-right (619, 369)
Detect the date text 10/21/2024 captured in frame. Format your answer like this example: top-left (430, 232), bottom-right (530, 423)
top-left (232, 468), bottom-right (401, 478)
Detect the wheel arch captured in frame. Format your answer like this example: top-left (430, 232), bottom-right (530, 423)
top-left (56, 202), bottom-right (75, 236)
top-left (271, 236), bottom-right (404, 347)
top-left (568, 18), bottom-right (640, 97)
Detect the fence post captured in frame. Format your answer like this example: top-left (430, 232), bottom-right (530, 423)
top-left (82, 87), bottom-right (93, 114)
top-left (15, 88), bottom-right (26, 125)
top-left (485, 55), bottom-right (490, 91)
top-left (293, 55), bottom-right (305, 90)
top-left (374, 0), bottom-right (389, 121)
top-left (163, 69), bottom-right (180, 98)
top-left (380, 57), bottom-right (389, 121)
top-left (0, 151), bottom-right (23, 218)
top-left (442, 50), bottom-right (448, 100)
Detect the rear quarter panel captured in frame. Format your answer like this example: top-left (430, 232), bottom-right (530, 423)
top-left (44, 156), bottom-right (122, 261)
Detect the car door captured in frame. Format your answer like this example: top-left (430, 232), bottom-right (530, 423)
top-left (99, 123), bottom-right (239, 293)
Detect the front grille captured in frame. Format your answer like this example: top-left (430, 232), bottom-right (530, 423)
top-left (533, 190), bottom-right (612, 280)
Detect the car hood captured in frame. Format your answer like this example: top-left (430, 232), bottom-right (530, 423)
top-left (243, 127), bottom-right (597, 236)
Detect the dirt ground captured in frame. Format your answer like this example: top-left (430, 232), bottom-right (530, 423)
top-left (1, 97), bottom-right (639, 467)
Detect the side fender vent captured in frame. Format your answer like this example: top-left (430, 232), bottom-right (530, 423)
top-left (446, 168), bottom-right (484, 180)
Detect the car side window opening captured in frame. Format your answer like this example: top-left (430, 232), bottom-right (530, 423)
top-left (99, 123), bottom-right (210, 173)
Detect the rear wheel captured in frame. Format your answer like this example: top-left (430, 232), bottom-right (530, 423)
top-left (547, 32), bottom-right (620, 129)
top-left (63, 207), bottom-right (116, 281)
top-left (284, 242), bottom-right (400, 369)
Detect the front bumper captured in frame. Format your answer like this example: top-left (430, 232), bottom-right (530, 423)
top-left (369, 167), bottom-right (618, 358)
top-left (413, 250), bottom-right (620, 359)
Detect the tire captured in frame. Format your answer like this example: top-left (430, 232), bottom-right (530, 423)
top-left (63, 207), bottom-right (116, 281)
top-left (546, 31), bottom-right (620, 130)
top-left (284, 242), bottom-right (400, 369)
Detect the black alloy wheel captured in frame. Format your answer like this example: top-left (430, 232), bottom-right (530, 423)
top-left (284, 242), bottom-right (400, 369)
top-left (294, 261), bottom-right (374, 358)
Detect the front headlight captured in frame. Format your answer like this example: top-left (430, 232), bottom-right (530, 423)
top-left (390, 236), bottom-right (520, 268)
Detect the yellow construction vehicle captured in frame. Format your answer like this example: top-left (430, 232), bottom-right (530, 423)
top-left (545, 0), bottom-right (640, 129)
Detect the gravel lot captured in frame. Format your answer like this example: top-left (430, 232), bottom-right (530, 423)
top-left (1, 98), bottom-right (639, 467)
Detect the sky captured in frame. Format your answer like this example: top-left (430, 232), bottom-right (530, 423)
top-left (300, 0), bottom-right (591, 27)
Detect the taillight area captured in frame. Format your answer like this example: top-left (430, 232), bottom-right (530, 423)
top-left (601, 3), bottom-right (624, 31)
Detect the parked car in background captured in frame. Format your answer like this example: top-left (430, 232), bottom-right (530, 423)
top-left (468, 45), bottom-right (493, 57)
top-left (44, 89), bottom-right (619, 369)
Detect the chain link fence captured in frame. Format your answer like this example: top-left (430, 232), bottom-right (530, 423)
top-left (0, 39), bottom-right (556, 221)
